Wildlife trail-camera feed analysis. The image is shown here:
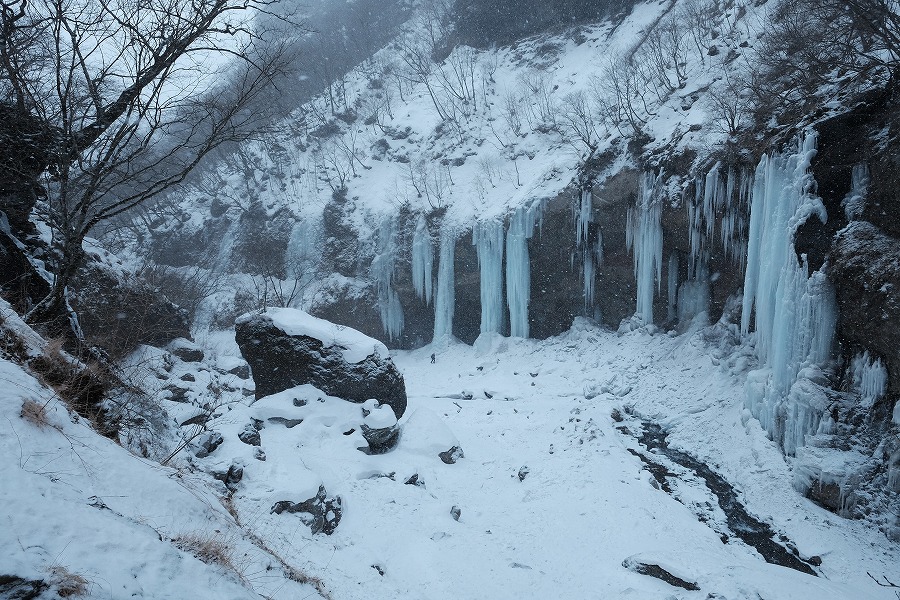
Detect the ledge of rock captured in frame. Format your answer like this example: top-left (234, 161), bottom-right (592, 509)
top-left (235, 308), bottom-right (407, 418)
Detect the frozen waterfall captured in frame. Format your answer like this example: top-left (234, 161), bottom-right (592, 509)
top-left (626, 173), bottom-right (663, 325)
top-left (432, 228), bottom-right (456, 343)
top-left (740, 133), bottom-right (838, 455)
top-left (372, 216), bottom-right (404, 341)
top-left (411, 214), bottom-right (434, 305)
top-left (473, 219), bottom-right (505, 334)
top-left (506, 203), bottom-right (542, 338)
top-left (576, 189), bottom-right (603, 313)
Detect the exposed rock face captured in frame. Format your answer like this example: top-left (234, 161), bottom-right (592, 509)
top-left (235, 309), bottom-right (408, 418)
top-left (70, 261), bottom-right (191, 358)
top-left (830, 221), bottom-right (900, 395)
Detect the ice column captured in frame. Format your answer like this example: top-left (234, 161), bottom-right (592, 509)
top-left (740, 133), bottom-right (838, 454)
top-left (411, 214), bottom-right (434, 304)
top-left (432, 228), bottom-right (456, 342)
top-left (473, 219), bottom-right (505, 334)
top-left (576, 189), bottom-right (603, 312)
top-left (506, 204), bottom-right (540, 338)
top-left (372, 216), bottom-right (404, 340)
top-left (626, 172), bottom-right (663, 325)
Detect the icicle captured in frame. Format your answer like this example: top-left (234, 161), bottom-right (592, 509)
top-left (575, 189), bottom-right (602, 311)
top-left (842, 163), bottom-right (870, 221)
top-left (506, 203), bottom-right (541, 337)
top-left (627, 172), bottom-right (663, 325)
top-left (740, 133), bottom-right (838, 455)
top-left (850, 351), bottom-right (887, 408)
top-left (432, 228), bottom-right (456, 343)
top-left (473, 219), bottom-right (505, 334)
top-left (372, 216), bottom-right (404, 340)
top-left (411, 214), bottom-right (434, 304)
top-left (667, 252), bottom-right (679, 322)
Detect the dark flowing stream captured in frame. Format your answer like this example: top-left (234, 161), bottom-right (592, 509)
top-left (625, 421), bottom-right (819, 576)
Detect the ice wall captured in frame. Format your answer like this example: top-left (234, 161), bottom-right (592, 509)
top-left (473, 219), bottom-right (505, 334)
top-left (740, 133), bottom-right (838, 455)
top-left (411, 214), bottom-right (434, 304)
top-left (506, 203), bottom-right (542, 338)
top-left (626, 173), bottom-right (663, 325)
top-left (432, 228), bottom-right (456, 343)
top-left (372, 216), bottom-right (404, 340)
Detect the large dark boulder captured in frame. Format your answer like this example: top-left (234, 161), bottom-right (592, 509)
top-left (830, 221), bottom-right (900, 396)
top-left (235, 308), bottom-right (407, 417)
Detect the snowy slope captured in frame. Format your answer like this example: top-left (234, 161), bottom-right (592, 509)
top-left (0, 316), bottom-right (325, 599)
top-left (155, 0), bottom-right (754, 271)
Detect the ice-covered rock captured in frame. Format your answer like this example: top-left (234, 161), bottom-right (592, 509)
top-left (235, 308), bottom-right (407, 417)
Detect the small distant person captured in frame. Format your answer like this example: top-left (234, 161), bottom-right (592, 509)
top-left (430, 353), bottom-right (436, 364)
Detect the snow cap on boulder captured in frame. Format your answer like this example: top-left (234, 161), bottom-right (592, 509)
top-left (235, 308), bottom-right (407, 417)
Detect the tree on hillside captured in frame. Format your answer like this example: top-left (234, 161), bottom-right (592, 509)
top-left (0, 0), bottom-right (301, 334)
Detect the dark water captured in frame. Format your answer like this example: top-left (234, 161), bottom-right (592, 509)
top-left (626, 422), bottom-right (819, 577)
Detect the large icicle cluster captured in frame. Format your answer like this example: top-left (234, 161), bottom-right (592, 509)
top-left (372, 216), bottom-right (404, 340)
top-left (850, 351), bottom-right (888, 408)
top-left (506, 203), bottom-right (543, 338)
top-left (473, 219), bottom-right (505, 334)
top-left (575, 189), bottom-right (603, 314)
top-left (411, 214), bottom-right (434, 304)
top-left (626, 173), bottom-right (663, 325)
top-left (740, 133), bottom-right (838, 455)
top-left (432, 228), bottom-right (456, 343)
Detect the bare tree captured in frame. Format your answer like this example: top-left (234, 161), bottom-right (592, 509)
top-left (0, 0), bottom-right (300, 335)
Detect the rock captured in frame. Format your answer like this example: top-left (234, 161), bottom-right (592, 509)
top-left (622, 556), bottom-right (700, 591)
top-left (227, 364), bottom-right (251, 379)
top-left (450, 505), bottom-right (461, 521)
top-left (518, 465), bottom-right (530, 481)
top-left (439, 446), bottom-right (465, 464)
top-left (235, 308), bottom-right (407, 417)
top-left (180, 373), bottom-right (196, 382)
top-left (268, 416), bottom-right (304, 428)
top-left (359, 399), bottom-right (400, 454)
top-left (168, 338), bottom-right (204, 363)
top-left (271, 485), bottom-right (342, 535)
top-left (164, 384), bottom-right (190, 403)
top-left (831, 222), bottom-right (900, 395)
top-left (0, 574), bottom-right (49, 600)
top-left (194, 431), bottom-right (223, 458)
top-left (404, 473), bottom-right (424, 487)
top-left (213, 463), bottom-right (244, 492)
top-left (238, 424), bottom-right (261, 446)
top-left (69, 260), bottom-right (190, 358)
top-left (254, 447), bottom-right (266, 461)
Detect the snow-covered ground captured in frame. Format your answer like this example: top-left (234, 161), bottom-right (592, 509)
top-left (2, 312), bottom-right (897, 599)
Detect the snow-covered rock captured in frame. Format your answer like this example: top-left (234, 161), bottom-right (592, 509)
top-left (235, 308), bottom-right (408, 417)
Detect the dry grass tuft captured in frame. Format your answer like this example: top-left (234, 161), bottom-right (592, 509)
top-left (49, 566), bottom-right (89, 598)
top-left (173, 532), bottom-right (239, 576)
top-left (20, 398), bottom-right (50, 428)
